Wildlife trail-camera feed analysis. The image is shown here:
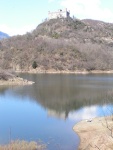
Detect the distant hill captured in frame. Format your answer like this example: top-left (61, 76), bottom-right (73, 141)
top-left (0, 31), bottom-right (9, 39)
top-left (1, 18), bottom-right (113, 72)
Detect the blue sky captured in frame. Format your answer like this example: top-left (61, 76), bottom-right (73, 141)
top-left (1, 0), bottom-right (113, 36)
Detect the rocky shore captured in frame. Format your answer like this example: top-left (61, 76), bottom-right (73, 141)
top-left (0, 77), bottom-right (34, 86)
top-left (73, 116), bottom-right (113, 150)
top-left (0, 70), bottom-right (34, 86)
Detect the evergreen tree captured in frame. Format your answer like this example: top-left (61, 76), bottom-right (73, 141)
top-left (32, 61), bottom-right (37, 69)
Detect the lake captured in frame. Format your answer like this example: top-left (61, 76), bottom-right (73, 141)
top-left (0, 73), bottom-right (113, 150)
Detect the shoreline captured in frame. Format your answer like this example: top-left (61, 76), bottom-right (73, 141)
top-left (73, 116), bottom-right (113, 150)
top-left (16, 69), bottom-right (113, 74)
top-left (0, 77), bottom-right (34, 86)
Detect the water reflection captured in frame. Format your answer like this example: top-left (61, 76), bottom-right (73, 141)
top-left (69, 105), bottom-right (98, 121)
top-left (1, 74), bottom-right (113, 150)
top-left (0, 86), bottom-right (10, 95)
top-left (1, 73), bottom-right (113, 121)
top-left (18, 74), bottom-right (113, 119)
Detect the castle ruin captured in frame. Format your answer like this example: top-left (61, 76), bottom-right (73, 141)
top-left (48, 9), bottom-right (70, 20)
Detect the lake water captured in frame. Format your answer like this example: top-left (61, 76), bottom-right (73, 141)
top-left (0, 74), bottom-right (113, 150)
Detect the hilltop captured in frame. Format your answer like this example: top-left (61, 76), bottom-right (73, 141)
top-left (1, 18), bottom-right (113, 72)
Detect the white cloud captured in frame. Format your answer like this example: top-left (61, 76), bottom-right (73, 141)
top-left (68, 106), bottom-right (98, 121)
top-left (68, 104), bottom-right (113, 121)
top-left (0, 24), bottom-right (37, 36)
top-left (60, 0), bottom-right (113, 23)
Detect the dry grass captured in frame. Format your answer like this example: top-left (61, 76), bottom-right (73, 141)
top-left (0, 140), bottom-right (46, 150)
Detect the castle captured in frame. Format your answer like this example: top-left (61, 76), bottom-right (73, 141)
top-left (48, 9), bottom-right (70, 20)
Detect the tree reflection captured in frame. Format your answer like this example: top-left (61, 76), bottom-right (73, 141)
top-left (12, 74), bottom-right (113, 119)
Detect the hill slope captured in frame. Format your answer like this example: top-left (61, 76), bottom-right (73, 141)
top-left (1, 18), bottom-right (113, 72)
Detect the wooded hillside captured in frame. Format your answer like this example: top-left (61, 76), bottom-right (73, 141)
top-left (1, 18), bottom-right (113, 72)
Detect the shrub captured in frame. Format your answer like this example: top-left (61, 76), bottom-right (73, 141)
top-left (32, 61), bottom-right (37, 69)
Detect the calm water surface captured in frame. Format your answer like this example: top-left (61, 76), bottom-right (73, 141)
top-left (0, 74), bottom-right (113, 150)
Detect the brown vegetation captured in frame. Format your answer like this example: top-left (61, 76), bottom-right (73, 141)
top-left (0, 70), bottom-right (15, 80)
top-left (1, 18), bottom-right (113, 72)
top-left (0, 140), bottom-right (46, 150)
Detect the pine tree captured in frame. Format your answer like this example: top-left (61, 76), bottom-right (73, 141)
top-left (32, 61), bottom-right (37, 69)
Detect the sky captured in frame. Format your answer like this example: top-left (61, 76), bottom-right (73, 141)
top-left (1, 0), bottom-right (113, 36)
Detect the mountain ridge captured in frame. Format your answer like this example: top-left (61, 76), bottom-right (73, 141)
top-left (0, 31), bottom-right (9, 40)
